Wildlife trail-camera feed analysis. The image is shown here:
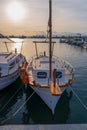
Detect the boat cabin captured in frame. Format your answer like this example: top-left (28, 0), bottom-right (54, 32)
top-left (0, 52), bottom-right (24, 77)
top-left (29, 56), bottom-right (66, 87)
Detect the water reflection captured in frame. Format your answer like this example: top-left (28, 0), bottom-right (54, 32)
top-left (0, 38), bottom-right (87, 124)
top-left (23, 87), bottom-right (72, 124)
top-left (0, 78), bottom-right (24, 123)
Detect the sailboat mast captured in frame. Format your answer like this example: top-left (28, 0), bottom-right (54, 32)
top-left (49, 0), bottom-right (52, 78)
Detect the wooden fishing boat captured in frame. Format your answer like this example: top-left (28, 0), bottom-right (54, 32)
top-left (20, 0), bottom-right (74, 114)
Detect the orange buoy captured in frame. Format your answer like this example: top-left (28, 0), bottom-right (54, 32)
top-left (20, 67), bottom-right (29, 84)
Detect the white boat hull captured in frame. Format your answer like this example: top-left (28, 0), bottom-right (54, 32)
top-left (0, 70), bottom-right (19, 90)
top-left (30, 86), bottom-right (66, 114)
top-left (27, 55), bottom-right (74, 114)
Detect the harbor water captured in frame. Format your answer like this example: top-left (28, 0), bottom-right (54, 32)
top-left (0, 38), bottom-right (87, 124)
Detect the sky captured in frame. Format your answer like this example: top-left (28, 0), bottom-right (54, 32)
top-left (0, 0), bottom-right (87, 36)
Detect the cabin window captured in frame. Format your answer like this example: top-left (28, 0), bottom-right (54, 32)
top-left (9, 62), bottom-right (15, 69)
top-left (56, 71), bottom-right (62, 78)
top-left (37, 72), bottom-right (47, 78)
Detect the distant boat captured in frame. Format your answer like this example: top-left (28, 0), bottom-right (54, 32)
top-left (59, 38), bottom-right (68, 43)
top-left (20, 0), bottom-right (74, 114)
top-left (0, 36), bottom-right (26, 90)
top-left (68, 38), bottom-right (84, 46)
top-left (83, 42), bottom-right (87, 49)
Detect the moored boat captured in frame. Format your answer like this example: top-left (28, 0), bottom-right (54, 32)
top-left (20, 0), bottom-right (74, 114)
top-left (26, 54), bottom-right (74, 114)
top-left (83, 43), bottom-right (87, 49)
top-left (0, 34), bottom-right (26, 90)
top-left (0, 52), bottom-right (26, 90)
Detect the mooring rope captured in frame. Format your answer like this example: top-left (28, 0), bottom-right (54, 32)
top-left (13, 91), bottom-right (35, 117)
top-left (0, 86), bottom-right (22, 113)
top-left (0, 91), bottom-right (35, 125)
top-left (73, 88), bottom-right (87, 92)
top-left (70, 86), bottom-right (87, 110)
top-left (1, 85), bottom-right (87, 125)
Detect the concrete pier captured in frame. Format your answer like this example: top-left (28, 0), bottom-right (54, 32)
top-left (0, 124), bottom-right (87, 130)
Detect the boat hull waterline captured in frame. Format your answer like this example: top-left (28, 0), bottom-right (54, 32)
top-left (30, 85), bottom-right (66, 114)
top-left (0, 70), bottom-right (19, 90)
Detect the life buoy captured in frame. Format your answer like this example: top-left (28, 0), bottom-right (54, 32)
top-left (20, 67), bottom-right (29, 84)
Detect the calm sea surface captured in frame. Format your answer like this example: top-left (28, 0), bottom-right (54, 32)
top-left (0, 38), bottom-right (87, 124)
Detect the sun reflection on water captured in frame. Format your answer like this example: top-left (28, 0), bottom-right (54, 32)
top-left (11, 38), bottom-right (24, 53)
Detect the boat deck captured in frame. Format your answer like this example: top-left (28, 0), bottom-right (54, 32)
top-left (32, 56), bottom-right (63, 70)
top-left (28, 56), bottom-right (72, 87)
top-left (0, 52), bottom-right (16, 64)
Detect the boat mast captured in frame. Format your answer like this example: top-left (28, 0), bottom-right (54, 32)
top-left (0, 33), bottom-right (16, 53)
top-left (49, 0), bottom-right (52, 78)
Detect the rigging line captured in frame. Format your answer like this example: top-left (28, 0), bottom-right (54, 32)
top-left (45, 21), bottom-right (49, 41)
top-left (0, 91), bottom-right (35, 125)
top-left (12, 91), bottom-right (35, 116)
top-left (0, 86), bottom-right (22, 113)
top-left (70, 86), bottom-right (87, 110)
top-left (72, 88), bottom-right (87, 91)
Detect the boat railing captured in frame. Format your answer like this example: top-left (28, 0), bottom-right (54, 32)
top-left (61, 60), bottom-right (74, 74)
top-left (28, 55), bottom-right (37, 65)
top-left (28, 52), bottom-right (46, 65)
top-left (53, 55), bottom-right (75, 74)
top-left (28, 54), bottom-right (75, 75)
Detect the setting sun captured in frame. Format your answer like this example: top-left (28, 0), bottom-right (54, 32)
top-left (6, 2), bottom-right (25, 22)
